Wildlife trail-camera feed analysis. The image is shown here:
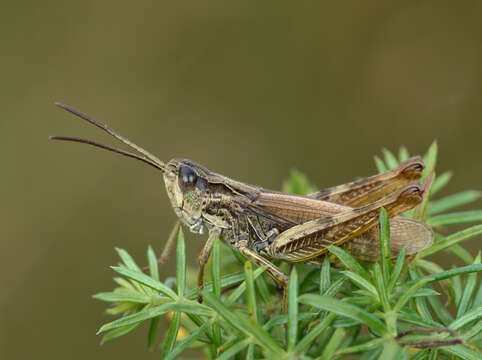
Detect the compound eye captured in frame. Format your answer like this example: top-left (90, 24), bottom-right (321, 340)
top-left (179, 165), bottom-right (197, 189)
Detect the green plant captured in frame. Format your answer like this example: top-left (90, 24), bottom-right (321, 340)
top-left (94, 143), bottom-right (482, 359)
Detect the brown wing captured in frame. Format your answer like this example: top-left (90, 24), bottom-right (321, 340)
top-left (239, 184), bottom-right (432, 262)
top-left (266, 182), bottom-right (428, 262)
top-left (308, 156), bottom-right (424, 207)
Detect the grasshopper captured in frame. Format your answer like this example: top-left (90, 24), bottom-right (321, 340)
top-left (51, 103), bottom-right (433, 306)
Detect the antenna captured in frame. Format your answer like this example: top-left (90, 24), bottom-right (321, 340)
top-left (50, 103), bottom-right (167, 172)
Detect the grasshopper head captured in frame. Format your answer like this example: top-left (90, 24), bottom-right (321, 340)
top-left (163, 159), bottom-right (210, 234)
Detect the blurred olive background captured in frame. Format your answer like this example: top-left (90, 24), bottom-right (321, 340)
top-left (1, 1), bottom-right (481, 359)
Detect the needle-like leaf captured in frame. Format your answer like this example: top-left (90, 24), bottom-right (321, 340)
top-left (329, 246), bottom-right (370, 280)
top-left (211, 237), bottom-right (222, 349)
top-left (245, 261), bottom-right (258, 322)
top-left (176, 229), bottom-right (186, 297)
top-left (203, 292), bottom-right (284, 356)
top-left (417, 224), bottom-right (482, 258)
top-left (93, 290), bottom-right (150, 304)
top-left (442, 345), bottom-right (482, 360)
top-left (450, 306), bottom-right (482, 331)
top-left (147, 245), bottom-right (159, 281)
top-left (379, 207), bottom-right (391, 284)
top-left (374, 155), bottom-right (388, 173)
top-left (427, 210), bottom-right (482, 227)
top-left (161, 311), bottom-right (181, 358)
top-left (115, 247), bottom-right (142, 272)
top-left (287, 267), bottom-right (298, 351)
top-left (217, 338), bottom-right (251, 360)
top-left (164, 323), bottom-right (209, 360)
top-left (111, 266), bottom-right (177, 299)
top-left (299, 295), bottom-right (386, 334)
top-left (456, 254), bottom-right (480, 318)
top-left (342, 271), bottom-right (378, 299)
top-left (320, 256), bottom-right (331, 294)
top-left (388, 246), bottom-right (406, 292)
top-left (319, 328), bottom-right (346, 360)
top-left (373, 264), bottom-right (390, 312)
top-left (393, 278), bottom-right (431, 314)
top-left (422, 141), bottom-right (437, 184)
top-left (101, 323), bottom-right (141, 344)
top-left (427, 190), bottom-right (481, 216)
top-left (147, 316), bottom-right (159, 349)
top-left (398, 146), bottom-right (410, 163)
